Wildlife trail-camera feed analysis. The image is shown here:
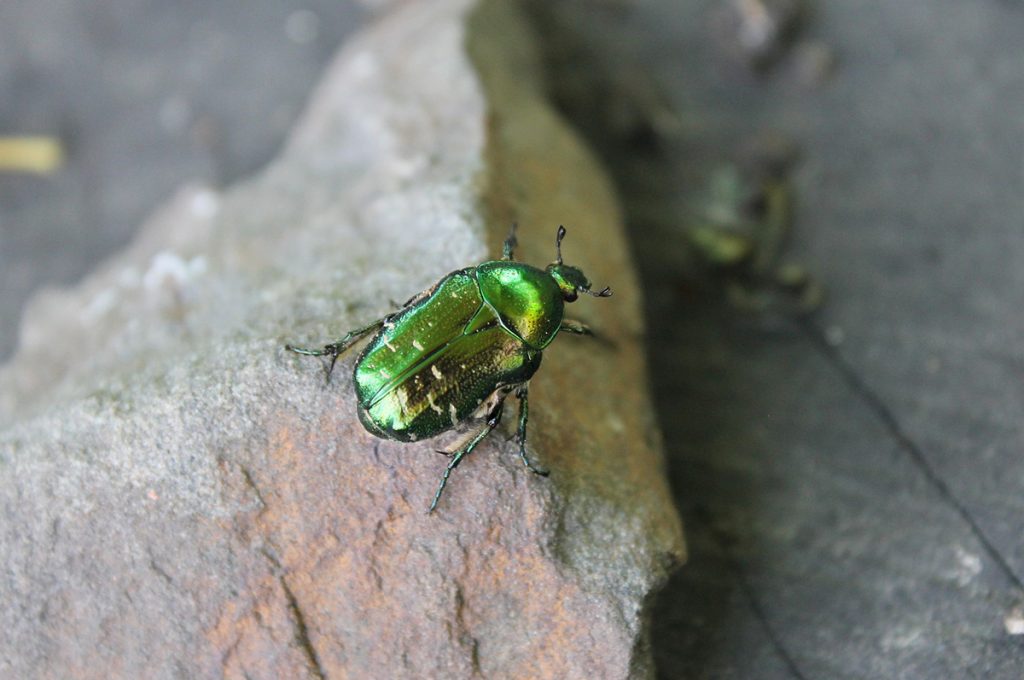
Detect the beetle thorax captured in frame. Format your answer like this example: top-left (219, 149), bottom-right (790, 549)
top-left (476, 261), bottom-right (564, 349)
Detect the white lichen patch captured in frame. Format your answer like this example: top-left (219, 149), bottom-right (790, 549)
top-left (948, 545), bottom-right (983, 586)
top-left (880, 625), bottom-right (925, 652)
top-left (142, 251), bottom-right (207, 303)
top-left (81, 289), bottom-right (119, 323)
top-left (188, 188), bottom-right (221, 220)
top-left (1004, 607), bottom-right (1024, 635)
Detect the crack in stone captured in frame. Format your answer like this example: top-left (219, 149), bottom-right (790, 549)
top-left (800, 319), bottom-right (1024, 593)
top-left (259, 547), bottom-right (281, 570)
top-left (452, 585), bottom-right (482, 676)
top-left (257, 548), bottom-right (326, 679)
top-left (148, 558), bottom-right (175, 587)
top-left (239, 465), bottom-right (267, 510)
top-left (700, 516), bottom-right (810, 680)
top-left (279, 575), bottom-right (327, 680)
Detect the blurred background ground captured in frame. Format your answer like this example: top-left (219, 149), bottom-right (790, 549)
top-left (3, 1), bottom-right (1024, 678)
top-left (531, 1), bottom-right (1024, 677)
top-left (0, 0), bottom-right (365, 359)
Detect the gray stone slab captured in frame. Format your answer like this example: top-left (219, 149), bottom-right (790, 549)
top-left (530, 0), bottom-right (1024, 676)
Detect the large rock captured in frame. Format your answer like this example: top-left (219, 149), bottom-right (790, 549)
top-left (0, 1), bottom-right (684, 677)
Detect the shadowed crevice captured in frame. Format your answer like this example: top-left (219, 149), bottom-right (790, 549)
top-left (259, 547), bottom-right (327, 679)
top-left (699, 516), bottom-right (809, 680)
top-left (239, 465), bottom-right (268, 511)
top-left (279, 575), bottom-right (327, 680)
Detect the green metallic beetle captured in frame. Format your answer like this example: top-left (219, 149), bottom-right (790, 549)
top-left (286, 225), bottom-right (611, 512)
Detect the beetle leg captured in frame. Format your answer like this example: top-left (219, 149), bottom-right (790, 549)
top-left (502, 222), bottom-right (519, 261)
top-left (559, 319), bottom-right (594, 336)
top-left (428, 400), bottom-right (504, 513)
top-left (515, 385), bottom-right (549, 477)
top-left (285, 318), bottom-right (384, 380)
top-left (560, 319), bottom-right (616, 349)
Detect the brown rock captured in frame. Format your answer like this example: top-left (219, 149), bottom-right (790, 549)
top-left (0, 1), bottom-right (684, 677)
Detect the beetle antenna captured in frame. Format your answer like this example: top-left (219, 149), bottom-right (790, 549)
top-left (555, 225), bottom-right (566, 265)
top-left (503, 222), bottom-right (518, 261)
top-left (585, 286), bottom-right (612, 298)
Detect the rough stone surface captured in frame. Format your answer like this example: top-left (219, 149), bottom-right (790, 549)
top-left (0, 1), bottom-right (683, 678)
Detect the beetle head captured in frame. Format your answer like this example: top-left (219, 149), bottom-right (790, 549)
top-left (545, 226), bottom-right (612, 302)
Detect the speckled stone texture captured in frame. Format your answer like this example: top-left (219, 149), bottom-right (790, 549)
top-left (0, 1), bottom-right (683, 678)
